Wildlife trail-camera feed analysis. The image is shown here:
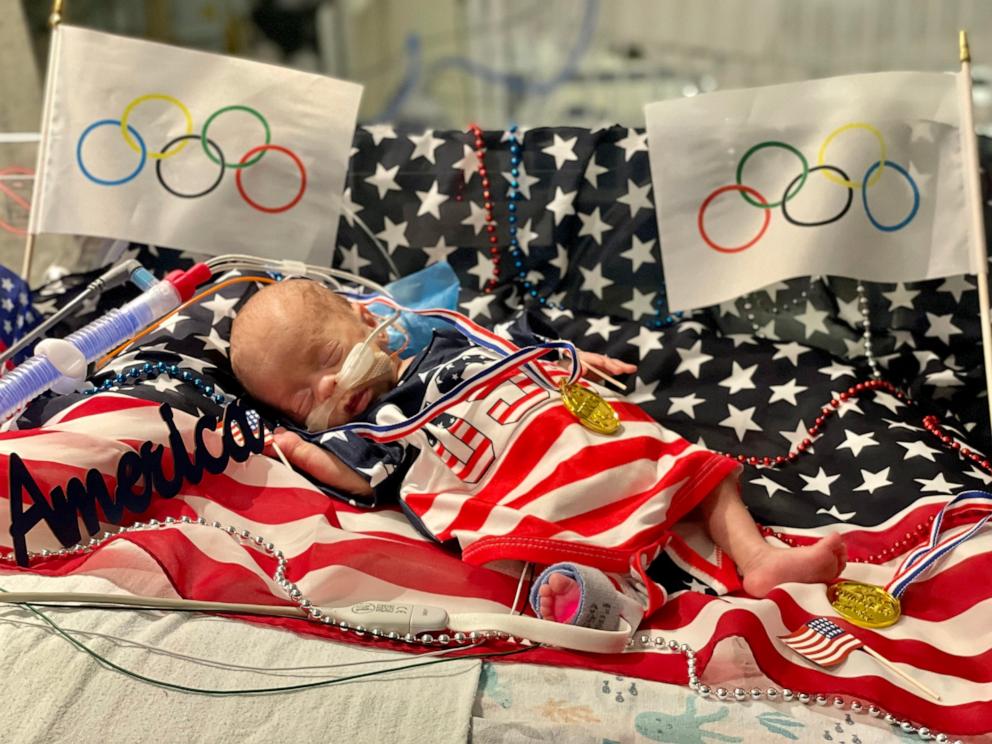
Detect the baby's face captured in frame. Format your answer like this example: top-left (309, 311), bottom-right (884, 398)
top-left (236, 302), bottom-right (397, 430)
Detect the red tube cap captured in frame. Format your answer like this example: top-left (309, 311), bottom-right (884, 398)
top-left (165, 262), bottom-right (212, 302)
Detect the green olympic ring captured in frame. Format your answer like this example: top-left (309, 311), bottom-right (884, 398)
top-left (200, 105), bottom-right (272, 169)
top-left (735, 141), bottom-right (809, 209)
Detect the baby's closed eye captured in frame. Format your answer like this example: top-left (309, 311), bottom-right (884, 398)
top-left (319, 342), bottom-right (342, 368)
top-left (293, 390), bottom-right (312, 420)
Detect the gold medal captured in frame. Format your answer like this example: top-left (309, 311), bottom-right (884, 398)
top-left (827, 580), bottom-right (901, 629)
top-left (559, 380), bottom-right (620, 435)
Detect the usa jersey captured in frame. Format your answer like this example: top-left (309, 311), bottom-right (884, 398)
top-left (302, 315), bottom-right (741, 612)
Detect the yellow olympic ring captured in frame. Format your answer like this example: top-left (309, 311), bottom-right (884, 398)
top-left (817, 122), bottom-right (886, 189)
top-left (120, 94), bottom-right (193, 161)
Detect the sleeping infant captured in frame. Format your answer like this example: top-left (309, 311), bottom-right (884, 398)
top-left (229, 279), bottom-right (846, 629)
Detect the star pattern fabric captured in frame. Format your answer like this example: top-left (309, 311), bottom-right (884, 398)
top-left (333, 127), bottom-right (691, 333)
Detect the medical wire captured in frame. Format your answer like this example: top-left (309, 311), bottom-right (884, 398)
top-left (0, 587), bottom-right (538, 696)
top-left (203, 256), bottom-right (396, 297)
top-left (98, 259), bottom-right (404, 369)
top-left (95, 275), bottom-right (276, 369)
top-left (338, 202), bottom-right (401, 281)
top-left (98, 254), bottom-right (393, 369)
top-left (0, 611), bottom-right (474, 678)
top-left (347, 0), bottom-right (543, 84)
top-left (349, 310), bottom-right (401, 373)
top-left (376, 0), bottom-right (598, 121)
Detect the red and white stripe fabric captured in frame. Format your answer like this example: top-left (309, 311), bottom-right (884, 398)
top-left (429, 415), bottom-right (496, 484)
top-left (484, 376), bottom-right (544, 425)
top-left (401, 381), bottom-right (738, 590)
top-left (0, 395), bottom-right (989, 736)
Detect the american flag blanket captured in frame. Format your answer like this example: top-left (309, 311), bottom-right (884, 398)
top-left (2, 275), bottom-right (991, 737)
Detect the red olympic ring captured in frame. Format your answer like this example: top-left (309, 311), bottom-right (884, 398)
top-left (697, 184), bottom-right (771, 253)
top-left (0, 167), bottom-right (33, 236)
top-left (234, 144), bottom-right (307, 214)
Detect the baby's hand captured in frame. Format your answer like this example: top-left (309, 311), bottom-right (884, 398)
top-left (267, 428), bottom-right (303, 459)
top-left (266, 428), bottom-right (373, 497)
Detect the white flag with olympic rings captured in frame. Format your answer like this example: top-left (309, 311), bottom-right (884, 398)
top-left (28, 25), bottom-right (362, 264)
top-left (645, 71), bottom-right (974, 312)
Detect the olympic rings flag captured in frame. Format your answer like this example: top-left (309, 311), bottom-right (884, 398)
top-left (645, 72), bottom-right (974, 312)
top-left (27, 25), bottom-right (362, 264)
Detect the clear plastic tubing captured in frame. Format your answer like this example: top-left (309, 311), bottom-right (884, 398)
top-left (0, 282), bottom-right (182, 420)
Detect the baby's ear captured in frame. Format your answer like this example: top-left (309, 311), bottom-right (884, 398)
top-left (352, 302), bottom-right (377, 328)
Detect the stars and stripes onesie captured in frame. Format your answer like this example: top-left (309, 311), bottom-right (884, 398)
top-left (300, 313), bottom-right (742, 628)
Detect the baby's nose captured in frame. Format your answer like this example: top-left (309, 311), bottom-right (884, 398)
top-left (315, 373), bottom-right (338, 403)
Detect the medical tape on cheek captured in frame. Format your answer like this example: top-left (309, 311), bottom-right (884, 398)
top-left (337, 341), bottom-right (393, 391)
top-left (302, 331), bottom-right (396, 433)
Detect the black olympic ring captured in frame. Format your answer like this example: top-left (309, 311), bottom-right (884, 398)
top-left (780, 165), bottom-right (853, 227)
top-left (155, 134), bottom-right (226, 199)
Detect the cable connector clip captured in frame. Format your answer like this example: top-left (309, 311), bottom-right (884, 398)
top-left (278, 260), bottom-right (309, 279)
top-left (35, 338), bottom-right (87, 394)
top-left (325, 602), bottom-right (449, 634)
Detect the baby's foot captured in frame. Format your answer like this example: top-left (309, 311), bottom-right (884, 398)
top-left (740, 533), bottom-right (847, 597)
top-left (531, 563), bottom-right (640, 630)
top-left (538, 572), bottom-right (582, 623)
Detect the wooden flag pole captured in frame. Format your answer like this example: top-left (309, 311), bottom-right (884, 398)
top-left (580, 361), bottom-right (627, 393)
top-left (19, 0), bottom-right (64, 282)
top-left (268, 433), bottom-right (292, 469)
top-left (959, 30), bottom-right (992, 441)
top-left (49, 0), bottom-right (64, 26)
top-left (860, 646), bottom-right (941, 702)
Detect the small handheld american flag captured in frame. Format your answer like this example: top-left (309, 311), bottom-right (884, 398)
top-left (214, 408), bottom-right (274, 447)
top-left (779, 617), bottom-right (863, 667)
top-left (0, 264), bottom-right (38, 369)
top-left (779, 616), bottom-right (940, 700)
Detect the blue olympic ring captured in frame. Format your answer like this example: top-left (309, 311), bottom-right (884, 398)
top-left (76, 119), bottom-right (147, 186)
top-left (861, 160), bottom-right (919, 232)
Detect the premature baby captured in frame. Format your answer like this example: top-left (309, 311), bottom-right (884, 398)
top-left (230, 280), bottom-right (846, 629)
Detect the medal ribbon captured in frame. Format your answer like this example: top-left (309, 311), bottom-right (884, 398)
top-left (345, 292), bottom-right (582, 392)
top-left (885, 490), bottom-right (992, 598)
top-left (315, 295), bottom-right (585, 444)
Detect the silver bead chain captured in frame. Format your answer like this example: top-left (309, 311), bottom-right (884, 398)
top-left (625, 633), bottom-right (958, 742)
top-left (743, 278), bottom-right (815, 338)
top-left (0, 517), bottom-right (480, 649)
top-left (857, 281), bottom-right (882, 379)
top-left (3, 521), bottom-right (960, 741)
top-left (744, 278), bottom-right (883, 380)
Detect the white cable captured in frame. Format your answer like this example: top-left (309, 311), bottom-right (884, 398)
top-left (338, 202), bottom-right (401, 281)
top-left (203, 256), bottom-right (396, 300)
top-left (448, 612), bottom-right (632, 654)
top-left (509, 562), bottom-right (532, 616)
top-left (350, 311), bottom-right (400, 368)
top-left (198, 258), bottom-right (403, 332)
top-left (0, 592), bottom-right (306, 617)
